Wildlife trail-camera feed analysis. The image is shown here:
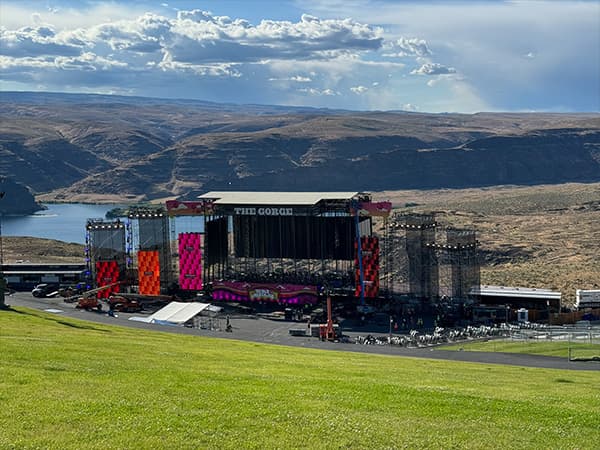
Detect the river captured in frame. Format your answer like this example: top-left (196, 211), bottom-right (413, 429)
top-left (1, 203), bottom-right (206, 244)
top-left (1, 203), bottom-right (123, 244)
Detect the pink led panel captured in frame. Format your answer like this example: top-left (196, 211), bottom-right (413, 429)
top-left (178, 232), bottom-right (203, 290)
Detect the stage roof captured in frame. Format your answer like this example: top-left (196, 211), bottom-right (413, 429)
top-left (198, 191), bottom-right (361, 206)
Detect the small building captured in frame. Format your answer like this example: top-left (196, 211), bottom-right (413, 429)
top-left (476, 285), bottom-right (561, 313)
top-left (575, 290), bottom-right (600, 310)
top-left (2, 263), bottom-right (87, 290)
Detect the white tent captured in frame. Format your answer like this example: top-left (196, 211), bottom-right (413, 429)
top-left (132, 302), bottom-right (211, 326)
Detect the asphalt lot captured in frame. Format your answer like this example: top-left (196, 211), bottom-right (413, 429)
top-left (3, 291), bottom-right (599, 371)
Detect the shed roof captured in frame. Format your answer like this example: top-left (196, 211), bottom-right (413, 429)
top-left (477, 285), bottom-right (561, 300)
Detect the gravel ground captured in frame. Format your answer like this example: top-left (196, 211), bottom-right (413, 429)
top-left (3, 292), bottom-right (598, 371)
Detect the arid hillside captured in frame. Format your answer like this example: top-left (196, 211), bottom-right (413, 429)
top-left (1, 92), bottom-right (599, 209)
top-left (2, 237), bottom-right (84, 264)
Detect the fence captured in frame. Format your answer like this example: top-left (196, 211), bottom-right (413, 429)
top-left (192, 316), bottom-right (224, 331)
top-left (506, 326), bottom-right (600, 361)
top-left (549, 308), bottom-right (600, 325)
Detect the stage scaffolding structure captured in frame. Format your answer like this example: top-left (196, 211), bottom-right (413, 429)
top-left (82, 196), bottom-right (479, 304)
top-left (436, 228), bottom-right (480, 301)
top-left (165, 193), bottom-right (386, 300)
top-left (385, 213), bottom-right (480, 303)
top-left (85, 218), bottom-right (127, 293)
top-left (127, 205), bottom-right (174, 293)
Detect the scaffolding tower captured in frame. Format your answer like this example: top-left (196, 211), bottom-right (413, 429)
top-left (388, 213), bottom-right (438, 301)
top-left (128, 205), bottom-right (174, 293)
top-left (85, 218), bottom-right (127, 294)
top-left (386, 213), bottom-right (480, 304)
top-left (434, 228), bottom-right (480, 301)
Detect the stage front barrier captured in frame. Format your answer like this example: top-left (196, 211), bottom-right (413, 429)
top-left (178, 232), bottom-right (203, 290)
top-left (138, 250), bottom-right (161, 295)
top-left (95, 260), bottom-right (120, 298)
top-left (212, 281), bottom-right (319, 305)
top-left (355, 236), bottom-right (380, 298)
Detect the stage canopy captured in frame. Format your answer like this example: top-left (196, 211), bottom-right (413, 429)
top-left (198, 191), bottom-right (361, 206)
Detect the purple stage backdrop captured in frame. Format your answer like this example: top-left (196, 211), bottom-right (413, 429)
top-left (212, 281), bottom-right (319, 305)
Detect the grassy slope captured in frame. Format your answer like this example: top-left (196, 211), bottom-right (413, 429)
top-left (1, 308), bottom-right (599, 449)
top-left (442, 340), bottom-right (600, 359)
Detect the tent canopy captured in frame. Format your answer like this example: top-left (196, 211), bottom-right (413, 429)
top-left (148, 302), bottom-right (210, 325)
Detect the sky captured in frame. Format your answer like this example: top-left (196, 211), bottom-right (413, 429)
top-left (0, 0), bottom-right (598, 113)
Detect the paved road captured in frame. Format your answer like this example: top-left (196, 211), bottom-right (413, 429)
top-left (4, 292), bottom-right (599, 371)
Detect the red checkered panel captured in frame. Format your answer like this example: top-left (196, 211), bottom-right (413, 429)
top-left (95, 260), bottom-right (120, 298)
top-left (354, 236), bottom-right (380, 298)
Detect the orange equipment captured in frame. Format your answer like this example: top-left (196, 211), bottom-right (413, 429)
top-left (319, 295), bottom-right (337, 341)
top-left (107, 295), bottom-right (142, 313)
top-left (76, 297), bottom-right (102, 311)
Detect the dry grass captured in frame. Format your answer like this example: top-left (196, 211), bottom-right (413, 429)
top-left (2, 236), bottom-right (84, 264)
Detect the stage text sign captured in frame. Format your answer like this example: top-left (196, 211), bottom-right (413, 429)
top-left (233, 207), bottom-right (294, 216)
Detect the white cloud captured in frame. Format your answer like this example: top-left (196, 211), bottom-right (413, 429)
top-left (291, 75), bottom-right (311, 82)
top-left (411, 63), bottom-right (456, 76)
top-left (299, 87), bottom-right (337, 96)
top-left (0, 25), bottom-right (83, 57)
top-left (1, 8), bottom-right (384, 65)
top-left (0, 6), bottom-right (388, 98)
top-left (382, 37), bottom-right (431, 57)
top-left (269, 75), bottom-right (312, 82)
top-left (164, 11), bottom-right (383, 64)
top-left (0, 3), bottom-right (151, 30)
top-left (350, 85), bottom-right (368, 93)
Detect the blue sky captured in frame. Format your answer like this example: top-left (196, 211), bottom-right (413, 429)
top-left (1, 1), bottom-right (598, 112)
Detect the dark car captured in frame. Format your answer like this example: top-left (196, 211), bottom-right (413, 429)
top-left (31, 283), bottom-right (60, 298)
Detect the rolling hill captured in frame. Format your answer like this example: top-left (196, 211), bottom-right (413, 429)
top-left (1, 91), bottom-right (598, 206)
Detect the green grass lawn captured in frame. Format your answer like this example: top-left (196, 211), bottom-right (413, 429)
top-left (442, 339), bottom-right (600, 360)
top-left (1, 307), bottom-right (599, 450)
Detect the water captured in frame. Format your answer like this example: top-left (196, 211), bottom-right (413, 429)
top-left (1, 203), bottom-right (123, 244)
top-left (1, 203), bottom-right (206, 244)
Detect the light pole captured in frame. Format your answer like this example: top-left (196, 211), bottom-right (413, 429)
top-left (0, 191), bottom-right (5, 308)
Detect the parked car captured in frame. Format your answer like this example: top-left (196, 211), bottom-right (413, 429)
top-left (31, 283), bottom-right (60, 298)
